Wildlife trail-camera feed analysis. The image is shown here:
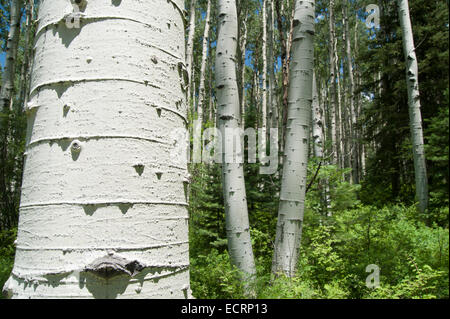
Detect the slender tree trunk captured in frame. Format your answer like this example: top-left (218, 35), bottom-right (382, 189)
top-left (197, 0), bottom-right (212, 126)
top-left (262, 0), bottom-right (268, 133)
top-left (312, 72), bottom-right (324, 159)
top-left (344, 2), bottom-right (359, 184)
top-left (18, 1), bottom-right (35, 113)
top-left (328, 0), bottom-right (338, 165)
top-left (0, 0), bottom-right (22, 232)
top-left (397, 0), bottom-right (428, 213)
top-left (186, 0), bottom-right (197, 107)
top-left (272, 0), bottom-right (315, 277)
top-left (4, 0), bottom-right (191, 299)
top-left (275, 0), bottom-right (295, 156)
top-left (216, 0), bottom-right (256, 289)
top-left (268, 0), bottom-right (278, 145)
top-left (335, 49), bottom-right (343, 170)
top-left (0, 0), bottom-right (21, 112)
top-left (240, 14), bottom-right (248, 129)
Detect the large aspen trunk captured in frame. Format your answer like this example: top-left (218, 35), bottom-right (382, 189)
top-left (197, 0), bottom-right (212, 125)
top-left (215, 0), bottom-right (256, 288)
top-left (397, 0), bottom-right (428, 214)
top-left (4, 0), bottom-right (191, 299)
top-left (272, 0), bottom-right (315, 277)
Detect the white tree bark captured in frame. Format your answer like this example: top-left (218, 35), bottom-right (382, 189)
top-left (18, 0), bottom-right (35, 113)
top-left (0, 0), bottom-right (21, 114)
top-left (215, 0), bottom-right (256, 285)
top-left (328, 0), bottom-right (338, 165)
top-left (262, 0), bottom-right (268, 133)
top-left (197, 0), bottom-right (212, 125)
top-left (4, 0), bottom-right (191, 299)
top-left (344, 2), bottom-right (358, 184)
top-left (268, 0), bottom-right (278, 145)
top-left (272, 0), bottom-right (315, 277)
top-left (312, 72), bottom-right (323, 159)
top-left (397, 0), bottom-right (428, 213)
top-left (240, 14), bottom-right (248, 129)
top-left (186, 0), bottom-right (197, 105)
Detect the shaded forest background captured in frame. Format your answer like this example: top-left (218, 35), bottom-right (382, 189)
top-left (0, 0), bottom-right (449, 298)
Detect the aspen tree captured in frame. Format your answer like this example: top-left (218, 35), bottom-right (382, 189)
top-left (4, 0), bottom-right (191, 299)
top-left (186, 0), bottom-right (197, 105)
top-left (197, 0), bottom-right (212, 125)
top-left (272, 0), bottom-right (315, 277)
top-left (397, 0), bottom-right (428, 213)
top-left (215, 0), bottom-right (256, 288)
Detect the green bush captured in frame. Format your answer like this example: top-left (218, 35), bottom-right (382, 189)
top-left (0, 228), bottom-right (16, 298)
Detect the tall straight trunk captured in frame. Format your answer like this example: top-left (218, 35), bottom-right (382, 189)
top-left (0, 0), bottom-right (22, 231)
top-left (215, 0), bottom-right (256, 286)
top-left (312, 72), bottom-right (324, 159)
top-left (272, 0), bottom-right (315, 277)
top-left (275, 0), bottom-right (295, 156)
top-left (268, 0), bottom-right (278, 143)
top-left (4, 0), bottom-right (191, 299)
top-left (240, 15), bottom-right (248, 129)
top-left (344, 2), bottom-right (359, 184)
top-left (186, 0), bottom-right (197, 107)
top-left (197, 0), bottom-right (212, 125)
top-left (354, 21), bottom-right (365, 178)
top-left (0, 0), bottom-right (21, 112)
top-left (328, 0), bottom-right (338, 165)
top-left (18, 0), bottom-right (35, 113)
top-left (335, 49), bottom-right (343, 170)
top-left (262, 0), bottom-right (268, 133)
top-left (397, 0), bottom-right (428, 213)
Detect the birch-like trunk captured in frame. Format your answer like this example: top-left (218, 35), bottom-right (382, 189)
top-left (312, 73), bottom-right (323, 159)
top-left (18, 0), bottom-right (35, 113)
top-left (328, 0), bottom-right (338, 165)
top-left (240, 15), bottom-right (248, 129)
top-left (0, 0), bottom-right (22, 231)
top-left (0, 0), bottom-right (21, 113)
top-left (335, 49), bottom-right (343, 169)
top-left (272, 0), bottom-right (315, 277)
top-left (186, 0), bottom-right (197, 106)
top-left (267, 0), bottom-right (278, 146)
top-left (215, 0), bottom-right (256, 285)
top-left (344, 2), bottom-right (359, 184)
top-left (397, 0), bottom-right (428, 213)
top-left (197, 0), bottom-right (212, 125)
top-left (4, 0), bottom-right (191, 299)
top-left (262, 0), bottom-right (268, 133)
